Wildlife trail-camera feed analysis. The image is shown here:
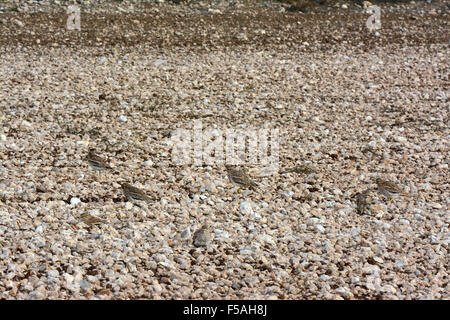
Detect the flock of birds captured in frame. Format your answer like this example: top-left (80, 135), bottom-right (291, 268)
top-left (84, 148), bottom-right (409, 247)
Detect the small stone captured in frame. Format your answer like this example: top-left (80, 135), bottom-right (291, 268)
top-left (152, 283), bottom-right (163, 293)
top-left (214, 229), bottom-right (230, 240)
top-left (430, 235), bottom-right (439, 244)
top-left (366, 282), bottom-right (376, 291)
top-left (250, 211), bottom-right (261, 220)
top-left (21, 120), bottom-right (32, 127)
top-left (47, 270), bottom-right (59, 278)
top-left (335, 287), bottom-right (352, 298)
top-left (362, 265), bottom-right (380, 275)
top-left (382, 285), bottom-right (396, 294)
top-left (430, 203), bottom-right (442, 209)
top-left (240, 201), bottom-right (254, 215)
top-left (154, 59), bottom-right (166, 66)
top-left (363, 1), bottom-right (373, 9)
top-left (13, 19), bottom-right (24, 28)
top-left (180, 227), bottom-right (191, 240)
top-left (315, 225), bottom-right (325, 233)
top-left (70, 197), bottom-right (81, 206)
top-left (373, 257), bottom-right (384, 264)
top-left (118, 115), bottom-right (127, 122)
top-left (79, 280), bottom-right (91, 291)
top-left (350, 228), bottom-right (360, 238)
top-left (399, 219), bottom-right (410, 225)
top-left (307, 218), bottom-right (319, 226)
top-left (204, 183), bottom-right (216, 193)
top-left (394, 136), bottom-right (407, 143)
top-left (143, 160), bottom-right (153, 167)
top-left (158, 261), bottom-right (174, 269)
top-left (125, 202), bottom-right (133, 210)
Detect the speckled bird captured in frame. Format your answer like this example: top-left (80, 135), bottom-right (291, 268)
top-left (225, 164), bottom-right (258, 192)
top-left (355, 189), bottom-right (371, 215)
top-left (120, 182), bottom-right (154, 202)
top-left (375, 178), bottom-right (407, 202)
top-left (192, 225), bottom-right (212, 247)
top-left (79, 212), bottom-right (106, 226)
top-left (87, 149), bottom-right (112, 172)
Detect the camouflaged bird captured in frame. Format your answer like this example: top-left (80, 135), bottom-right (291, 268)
top-left (79, 212), bottom-right (106, 226)
top-left (192, 225), bottom-right (212, 247)
top-left (225, 165), bottom-right (258, 192)
top-left (120, 182), bottom-right (155, 202)
top-left (87, 149), bottom-right (112, 172)
top-left (375, 178), bottom-right (407, 202)
top-left (355, 189), bottom-right (371, 215)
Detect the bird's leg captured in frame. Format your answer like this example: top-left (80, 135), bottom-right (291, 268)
top-left (388, 196), bottom-right (394, 203)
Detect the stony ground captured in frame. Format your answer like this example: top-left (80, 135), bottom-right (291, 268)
top-left (0, 0), bottom-right (448, 299)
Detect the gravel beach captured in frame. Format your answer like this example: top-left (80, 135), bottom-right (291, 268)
top-left (0, 0), bottom-right (448, 299)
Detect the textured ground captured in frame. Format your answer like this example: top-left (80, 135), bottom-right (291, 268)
top-left (0, 0), bottom-right (448, 299)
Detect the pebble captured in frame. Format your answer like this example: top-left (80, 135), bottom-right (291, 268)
top-left (240, 201), bottom-right (254, 215)
top-left (47, 270), bottom-right (59, 278)
top-left (315, 225), bottom-right (325, 233)
top-left (125, 202), bottom-right (133, 210)
top-left (399, 219), bottom-right (410, 225)
top-left (180, 227), bottom-right (191, 240)
top-left (79, 280), bottom-right (91, 291)
top-left (307, 218), bottom-right (319, 226)
top-left (143, 160), bottom-right (154, 167)
top-left (118, 115), bottom-right (127, 122)
top-left (70, 197), bottom-right (81, 206)
top-left (350, 228), bottom-right (360, 238)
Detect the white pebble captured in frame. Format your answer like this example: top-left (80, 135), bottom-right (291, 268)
top-left (125, 202), bottom-right (133, 210)
top-left (240, 201), bottom-right (254, 215)
top-left (350, 228), bottom-right (360, 238)
top-left (250, 211), bottom-right (261, 220)
top-left (70, 197), bottom-right (81, 206)
top-left (315, 225), bottom-right (325, 233)
top-left (394, 136), bottom-right (407, 143)
top-left (47, 270), bottom-right (59, 278)
top-left (21, 120), bottom-right (32, 127)
top-left (307, 218), bottom-right (319, 226)
top-left (180, 227), bottom-right (191, 240)
top-left (143, 160), bottom-right (154, 167)
top-left (118, 115), bottom-right (127, 122)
